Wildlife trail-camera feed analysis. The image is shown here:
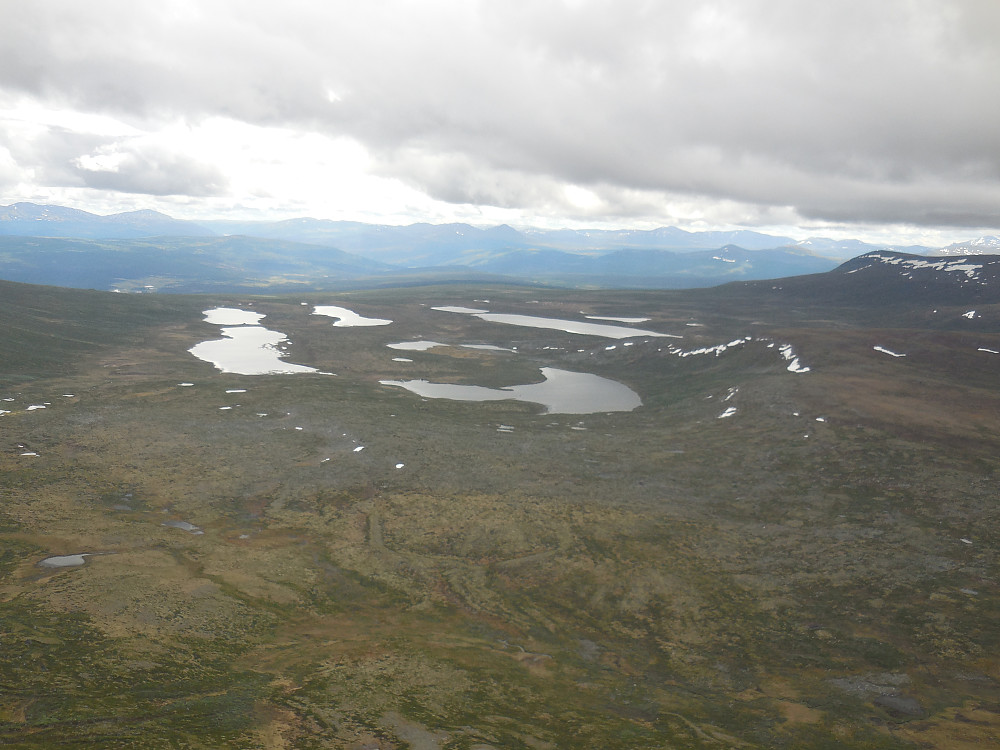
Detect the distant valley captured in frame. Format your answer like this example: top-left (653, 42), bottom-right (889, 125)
top-left (4, 202), bottom-right (996, 293)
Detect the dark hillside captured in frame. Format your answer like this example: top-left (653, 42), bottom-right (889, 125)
top-left (759, 251), bottom-right (999, 305)
top-left (0, 278), bottom-right (203, 381)
top-left (684, 252), bottom-right (1000, 329)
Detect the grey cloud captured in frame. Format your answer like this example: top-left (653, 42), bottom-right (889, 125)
top-left (315, 1), bottom-right (1000, 228)
top-left (0, 2), bottom-right (332, 124)
top-left (73, 147), bottom-right (228, 197)
top-left (375, 149), bottom-right (567, 211)
top-left (0, 120), bottom-right (226, 197)
top-left (2, 125), bottom-right (109, 187)
top-left (797, 182), bottom-right (1000, 229)
top-left (0, 147), bottom-right (20, 188)
top-left (2, 0), bottom-right (999, 228)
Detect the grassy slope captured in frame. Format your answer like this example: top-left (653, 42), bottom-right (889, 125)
top-left (0, 279), bottom-right (998, 747)
top-left (0, 278), bottom-right (208, 382)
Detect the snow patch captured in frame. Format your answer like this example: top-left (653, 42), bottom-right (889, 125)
top-left (863, 253), bottom-right (985, 281)
top-left (873, 346), bottom-right (906, 358)
top-left (778, 344), bottom-right (811, 373)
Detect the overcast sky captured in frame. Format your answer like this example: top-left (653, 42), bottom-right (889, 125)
top-left (2, 0), bottom-right (998, 243)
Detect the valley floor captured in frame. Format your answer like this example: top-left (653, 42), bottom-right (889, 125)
top-left (1, 284), bottom-right (998, 748)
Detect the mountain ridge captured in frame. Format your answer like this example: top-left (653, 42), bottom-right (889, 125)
top-left (3, 203), bottom-right (999, 293)
top-left (0, 202), bottom-right (215, 238)
top-left (0, 201), bottom-right (960, 258)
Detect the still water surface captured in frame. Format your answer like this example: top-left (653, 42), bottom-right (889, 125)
top-left (381, 367), bottom-right (641, 414)
top-left (432, 307), bottom-right (677, 339)
top-left (189, 308), bottom-right (320, 375)
top-left (190, 325), bottom-right (320, 375)
top-left (39, 554), bottom-right (89, 567)
top-left (312, 305), bottom-right (392, 327)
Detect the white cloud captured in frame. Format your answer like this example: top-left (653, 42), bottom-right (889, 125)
top-left (0, 144), bottom-right (23, 187)
top-left (72, 144), bottom-right (228, 197)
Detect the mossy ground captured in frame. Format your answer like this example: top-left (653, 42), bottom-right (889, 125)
top-left (1, 283), bottom-right (998, 747)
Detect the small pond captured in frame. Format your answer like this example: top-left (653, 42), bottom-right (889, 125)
top-left (387, 340), bottom-right (446, 351)
top-left (39, 554), bottom-right (89, 568)
top-left (162, 520), bottom-right (204, 534)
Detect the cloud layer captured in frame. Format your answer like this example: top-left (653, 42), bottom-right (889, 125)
top-left (2, 0), bottom-right (999, 235)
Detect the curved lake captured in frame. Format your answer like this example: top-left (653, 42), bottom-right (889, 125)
top-left (190, 326), bottom-right (320, 375)
top-left (381, 367), bottom-right (641, 414)
top-left (189, 308), bottom-right (319, 375)
top-left (432, 307), bottom-right (677, 339)
top-left (313, 305), bottom-right (392, 327)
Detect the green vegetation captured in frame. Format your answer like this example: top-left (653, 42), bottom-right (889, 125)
top-left (0, 278), bottom-right (998, 747)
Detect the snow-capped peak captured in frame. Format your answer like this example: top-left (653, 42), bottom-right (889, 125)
top-left (935, 236), bottom-right (1000, 255)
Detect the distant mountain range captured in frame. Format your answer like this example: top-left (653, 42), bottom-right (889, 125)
top-left (1, 202), bottom-right (997, 293)
top-left (0, 231), bottom-right (837, 292)
top-left (0, 202), bottom-right (215, 239)
top-left (200, 218), bottom-right (813, 263)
